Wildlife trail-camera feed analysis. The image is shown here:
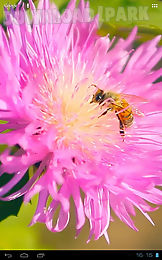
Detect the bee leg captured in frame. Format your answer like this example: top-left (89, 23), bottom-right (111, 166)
top-left (116, 113), bottom-right (125, 141)
top-left (98, 108), bottom-right (112, 118)
top-left (120, 128), bottom-right (125, 142)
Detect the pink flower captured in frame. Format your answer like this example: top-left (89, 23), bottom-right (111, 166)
top-left (0, 0), bottom-right (162, 243)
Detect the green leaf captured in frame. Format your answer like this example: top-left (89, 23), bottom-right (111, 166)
top-left (98, 23), bottom-right (162, 46)
top-left (0, 170), bottom-right (29, 222)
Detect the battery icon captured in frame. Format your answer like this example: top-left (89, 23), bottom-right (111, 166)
top-left (155, 253), bottom-right (159, 258)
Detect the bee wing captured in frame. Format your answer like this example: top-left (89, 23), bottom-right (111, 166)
top-left (120, 93), bottom-right (148, 104)
top-left (118, 93), bottom-right (147, 117)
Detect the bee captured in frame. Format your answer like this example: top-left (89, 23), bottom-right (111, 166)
top-left (90, 84), bottom-right (146, 139)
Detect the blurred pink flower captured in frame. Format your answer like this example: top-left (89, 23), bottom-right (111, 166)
top-left (0, 0), bottom-right (162, 243)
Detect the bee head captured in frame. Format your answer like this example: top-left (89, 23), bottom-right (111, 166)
top-left (90, 89), bottom-right (106, 104)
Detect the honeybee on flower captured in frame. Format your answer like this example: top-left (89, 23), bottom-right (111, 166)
top-left (89, 84), bottom-right (147, 139)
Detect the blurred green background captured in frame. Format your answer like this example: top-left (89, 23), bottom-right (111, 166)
top-left (0, 0), bottom-right (162, 250)
top-left (1, 195), bottom-right (162, 250)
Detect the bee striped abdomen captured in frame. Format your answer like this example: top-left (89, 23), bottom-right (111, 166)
top-left (118, 99), bottom-right (134, 128)
top-left (121, 110), bottom-right (134, 128)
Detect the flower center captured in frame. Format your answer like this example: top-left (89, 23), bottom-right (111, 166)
top-left (31, 72), bottom-right (120, 150)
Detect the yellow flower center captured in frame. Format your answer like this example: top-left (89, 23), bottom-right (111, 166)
top-left (32, 72), bottom-right (120, 151)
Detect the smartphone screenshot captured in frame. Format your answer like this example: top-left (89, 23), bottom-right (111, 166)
top-left (0, 0), bottom-right (161, 258)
